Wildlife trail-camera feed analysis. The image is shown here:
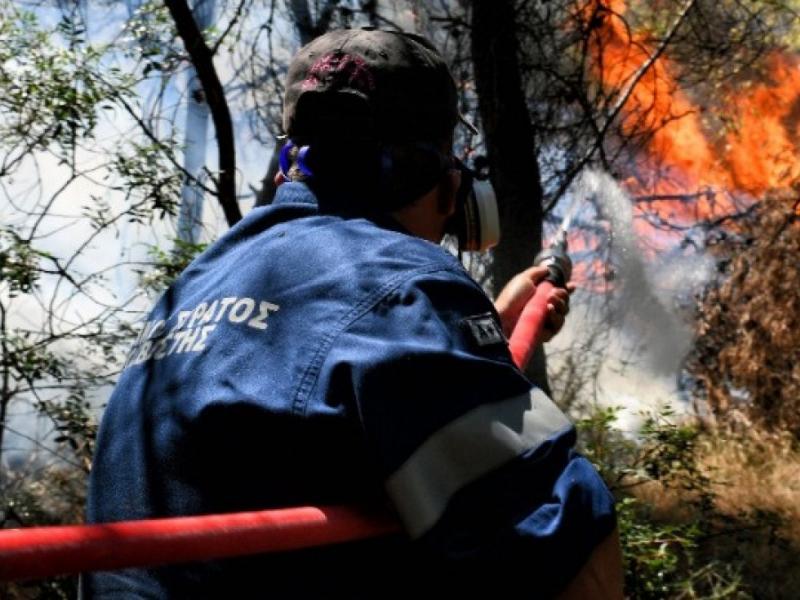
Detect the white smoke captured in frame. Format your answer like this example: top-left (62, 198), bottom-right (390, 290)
top-left (548, 169), bottom-right (713, 431)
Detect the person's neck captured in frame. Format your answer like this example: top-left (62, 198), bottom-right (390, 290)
top-left (390, 190), bottom-right (446, 244)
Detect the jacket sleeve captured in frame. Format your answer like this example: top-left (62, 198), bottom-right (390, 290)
top-left (322, 267), bottom-right (616, 593)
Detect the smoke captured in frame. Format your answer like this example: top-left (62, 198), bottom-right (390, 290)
top-left (550, 169), bottom-right (713, 428)
top-left (580, 169), bottom-right (702, 374)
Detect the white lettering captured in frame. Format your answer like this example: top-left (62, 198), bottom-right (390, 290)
top-left (134, 340), bottom-right (153, 365)
top-left (152, 335), bottom-right (171, 360)
top-left (168, 330), bottom-right (189, 355)
top-left (176, 326), bottom-right (202, 353)
top-left (201, 300), bottom-right (218, 324)
top-left (192, 324), bottom-right (217, 352)
top-left (122, 296), bottom-right (282, 367)
top-left (176, 310), bottom-right (192, 329)
top-left (247, 301), bottom-right (280, 330)
top-left (147, 320), bottom-right (166, 339)
top-left (129, 320), bottom-right (151, 351)
top-left (228, 297), bottom-right (255, 323)
top-left (215, 297), bottom-right (237, 322)
top-left (188, 302), bottom-right (208, 328)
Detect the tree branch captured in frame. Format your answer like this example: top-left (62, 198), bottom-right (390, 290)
top-left (210, 0), bottom-right (250, 56)
top-left (164, 0), bottom-right (242, 227)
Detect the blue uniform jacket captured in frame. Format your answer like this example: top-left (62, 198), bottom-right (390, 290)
top-left (85, 182), bottom-right (615, 598)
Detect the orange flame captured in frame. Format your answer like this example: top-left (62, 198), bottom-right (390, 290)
top-left (562, 1), bottom-right (800, 287)
top-left (586, 0), bottom-right (800, 224)
top-left (724, 53), bottom-right (800, 197)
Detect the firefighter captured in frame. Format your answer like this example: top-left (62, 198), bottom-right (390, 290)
top-left (84, 29), bottom-right (622, 598)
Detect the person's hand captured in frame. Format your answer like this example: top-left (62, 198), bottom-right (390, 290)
top-left (494, 265), bottom-right (574, 342)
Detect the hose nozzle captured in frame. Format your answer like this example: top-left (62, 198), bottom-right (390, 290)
top-left (535, 230), bottom-right (571, 288)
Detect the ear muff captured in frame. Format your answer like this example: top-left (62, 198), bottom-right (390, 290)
top-left (277, 140), bottom-right (502, 250)
top-left (279, 141), bottom-right (313, 179)
top-left (449, 158), bottom-right (500, 252)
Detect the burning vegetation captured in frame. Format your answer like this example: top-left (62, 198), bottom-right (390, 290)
top-left (549, 2), bottom-right (800, 597)
top-left (585, 0), bottom-right (800, 226)
top-left (585, 0), bottom-right (800, 430)
top-left (688, 194), bottom-right (800, 435)
top-left (579, 0), bottom-right (800, 408)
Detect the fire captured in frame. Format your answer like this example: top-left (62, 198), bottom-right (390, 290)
top-left (561, 1), bottom-right (800, 287)
top-left (724, 53), bottom-right (800, 197)
top-left (584, 0), bottom-right (800, 227)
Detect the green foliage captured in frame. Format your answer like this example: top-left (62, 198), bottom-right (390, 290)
top-left (37, 387), bottom-right (97, 472)
top-left (0, 6), bottom-right (183, 596)
top-left (576, 400), bottom-right (799, 597)
top-left (0, 230), bottom-right (50, 296)
top-left (139, 238), bottom-right (209, 295)
top-left (577, 406), bottom-right (749, 598)
top-left (0, 0), bottom-right (227, 596)
top-left (2, 333), bottom-right (66, 383)
top-left (615, 494), bottom-right (754, 599)
top-left (0, 3), bottom-right (133, 170)
top-left (618, 497), bottom-right (700, 598)
top-left (124, 0), bottom-right (183, 73)
top-left (0, 0), bottom-right (189, 489)
top-left (112, 140), bottom-right (184, 221)
top-left (637, 410), bottom-right (714, 512)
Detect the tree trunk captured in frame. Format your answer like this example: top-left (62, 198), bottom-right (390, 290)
top-left (470, 0), bottom-right (550, 391)
top-left (176, 0), bottom-right (215, 243)
top-left (165, 0), bottom-right (242, 227)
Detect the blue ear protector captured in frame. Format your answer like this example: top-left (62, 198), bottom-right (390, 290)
top-left (279, 141), bottom-right (313, 179)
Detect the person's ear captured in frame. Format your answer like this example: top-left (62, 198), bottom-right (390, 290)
top-left (437, 168), bottom-right (460, 217)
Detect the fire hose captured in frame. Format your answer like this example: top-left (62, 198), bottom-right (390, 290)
top-left (508, 231), bottom-right (572, 368)
top-left (0, 506), bottom-right (399, 582)
top-left (0, 239), bottom-right (571, 583)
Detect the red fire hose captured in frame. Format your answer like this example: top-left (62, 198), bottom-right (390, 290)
top-left (510, 231), bottom-right (572, 369)
top-left (0, 248), bottom-right (569, 583)
top-left (508, 279), bottom-right (558, 369)
top-left (0, 506), bottom-right (400, 582)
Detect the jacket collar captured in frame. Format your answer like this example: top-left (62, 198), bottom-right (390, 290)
top-left (271, 181), bottom-right (413, 237)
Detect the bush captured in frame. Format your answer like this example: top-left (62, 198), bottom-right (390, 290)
top-left (687, 194), bottom-right (800, 436)
top-left (1, 464), bottom-right (86, 599)
top-left (574, 402), bottom-right (800, 599)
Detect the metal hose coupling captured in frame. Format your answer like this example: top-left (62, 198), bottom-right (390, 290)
top-left (534, 230), bottom-right (572, 288)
